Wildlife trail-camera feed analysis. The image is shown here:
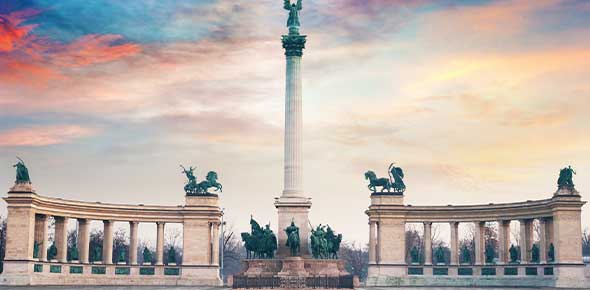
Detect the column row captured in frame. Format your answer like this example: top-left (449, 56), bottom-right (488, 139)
top-left (33, 215), bottom-right (168, 265)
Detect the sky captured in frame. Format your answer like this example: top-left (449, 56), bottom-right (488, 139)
top-left (0, 0), bottom-right (589, 245)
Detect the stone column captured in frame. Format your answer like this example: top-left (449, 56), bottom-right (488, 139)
top-left (520, 219), bottom-right (532, 263)
top-left (376, 221), bottom-right (382, 263)
top-left (34, 214), bottom-right (49, 261)
top-left (156, 222), bottom-right (165, 265)
top-left (55, 216), bottom-right (69, 263)
top-left (498, 220), bottom-right (510, 264)
top-left (474, 222), bottom-right (484, 265)
top-left (424, 222), bottom-right (432, 265)
top-left (539, 218), bottom-right (547, 264)
top-left (103, 220), bottom-right (113, 264)
top-left (212, 222), bottom-right (220, 266)
top-left (369, 221), bottom-right (377, 263)
top-left (129, 221), bottom-right (139, 265)
top-left (545, 218), bottom-right (554, 262)
top-left (450, 222), bottom-right (459, 265)
top-left (78, 219), bottom-right (90, 263)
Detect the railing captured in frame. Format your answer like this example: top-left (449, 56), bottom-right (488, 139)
top-left (232, 275), bottom-right (355, 289)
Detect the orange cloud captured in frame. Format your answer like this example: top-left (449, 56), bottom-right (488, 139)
top-left (0, 125), bottom-right (99, 147)
top-left (0, 9), bottom-right (141, 87)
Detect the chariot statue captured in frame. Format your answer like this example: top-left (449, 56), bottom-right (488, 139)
top-left (365, 162), bottom-right (406, 193)
top-left (181, 165), bottom-right (222, 195)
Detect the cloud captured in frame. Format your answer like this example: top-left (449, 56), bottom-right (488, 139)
top-left (0, 8), bottom-right (140, 87)
top-left (0, 125), bottom-right (99, 147)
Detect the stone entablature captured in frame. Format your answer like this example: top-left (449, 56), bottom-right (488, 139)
top-left (1, 190), bottom-right (223, 286)
top-left (366, 189), bottom-right (588, 288)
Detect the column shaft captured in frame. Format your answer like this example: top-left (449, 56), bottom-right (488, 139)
top-left (498, 220), bottom-right (510, 264)
top-left (283, 54), bottom-right (303, 196)
top-left (35, 215), bottom-right (49, 261)
top-left (78, 219), bottom-right (90, 263)
top-left (424, 222), bottom-right (432, 265)
top-left (103, 220), bottom-right (113, 264)
top-left (368, 221), bottom-right (377, 263)
top-left (520, 219), bottom-right (532, 263)
top-left (156, 222), bottom-right (165, 265)
top-left (212, 222), bottom-right (220, 265)
top-left (130, 221), bottom-right (139, 265)
top-left (539, 219), bottom-right (547, 263)
top-left (450, 222), bottom-right (459, 265)
top-left (55, 216), bottom-right (69, 263)
top-left (474, 222), bottom-right (484, 265)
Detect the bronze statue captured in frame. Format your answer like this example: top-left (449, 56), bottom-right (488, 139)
top-left (13, 157), bottom-right (31, 183)
top-left (285, 220), bottom-right (300, 256)
top-left (283, 0), bottom-right (302, 28)
top-left (310, 223), bottom-right (342, 259)
top-left (181, 165), bottom-right (222, 195)
top-left (241, 216), bottom-right (277, 259)
top-left (365, 162), bottom-right (406, 194)
top-left (557, 165), bottom-right (576, 190)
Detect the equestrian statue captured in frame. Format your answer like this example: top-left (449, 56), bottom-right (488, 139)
top-left (365, 162), bottom-right (406, 194)
top-left (181, 165), bottom-right (222, 196)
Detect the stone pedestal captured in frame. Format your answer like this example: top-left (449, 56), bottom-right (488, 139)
top-left (278, 257), bottom-right (307, 277)
top-left (275, 196), bottom-right (312, 257)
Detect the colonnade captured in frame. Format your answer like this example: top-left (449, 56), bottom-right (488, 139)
top-left (32, 215), bottom-right (176, 265)
top-left (368, 218), bottom-right (554, 265)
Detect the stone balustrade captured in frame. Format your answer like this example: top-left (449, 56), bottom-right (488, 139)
top-left (1, 190), bottom-right (223, 286)
top-left (366, 188), bottom-right (587, 288)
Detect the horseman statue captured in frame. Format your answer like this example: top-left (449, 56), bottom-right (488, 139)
top-left (241, 216), bottom-right (277, 259)
top-left (364, 162), bottom-right (406, 194)
top-left (557, 165), bottom-right (576, 190)
top-left (181, 165), bottom-right (222, 196)
top-left (310, 224), bottom-right (342, 259)
top-left (285, 220), bottom-right (300, 256)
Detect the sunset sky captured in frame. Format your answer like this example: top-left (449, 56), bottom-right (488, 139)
top-left (1, 0), bottom-right (589, 245)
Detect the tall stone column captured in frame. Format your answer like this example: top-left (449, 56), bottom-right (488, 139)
top-left (103, 220), bottom-right (113, 264)
top-left (368, 221), bottom-right (377, 263)
top-left (55, 216), bottom-right (69, 263)
top-left (156, 222), bottom-right (165, 265)
top-left (78, 219), bottom-right (90, 263)
top-left (424, 222), bottom-right (432, 265)
top-left (539, 218), bottom-right (547, 263)
top-left (474, 222), bottom-right (484, 265)
top-left (520, 219), bottom-right (532, 263)
top-left (498, 220), bottom-right (510, 264)
top-left (275, 17), bottom-right (312, 257)
top-left (450, 222), bottom-right (459, 265)
top-left (34, 214), bottom-right (49, 261)
top-left (129, 221), bottom-right (139, 265)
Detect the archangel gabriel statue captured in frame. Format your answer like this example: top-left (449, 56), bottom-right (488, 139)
top-left (284, 0), bottom-right (302, 32)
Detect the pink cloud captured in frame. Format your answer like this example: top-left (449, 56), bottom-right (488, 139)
top-left (0, 125), bottom-right (99, 147)
top-left (0, 9), bottom-right (141, 87)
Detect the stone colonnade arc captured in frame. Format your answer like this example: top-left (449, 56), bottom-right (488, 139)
top-left (2, 191), bottom-right (222, 286)
top-left (366, 191), bottom-right (586, 288)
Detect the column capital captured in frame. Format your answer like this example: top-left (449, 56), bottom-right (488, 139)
top-left (282, 34), bottom-right (306, 57)
top-left (423, 221), bottom-right (432, 226)
top-left (449, 221), bottom-right (459, 226)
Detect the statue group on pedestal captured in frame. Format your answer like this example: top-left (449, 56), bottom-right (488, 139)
top-left (310, 224), bottom-right (342, 259)
top-left (13, 157), bottom-right (31, 184)
top-left (365, 162), bottom-right (406, 193)
top-left (180, 165), bottom-right (222, 196)
top-left (241, 216), bottom-right (278, 259)
top-left (283, 0), bottom-right (302, 29)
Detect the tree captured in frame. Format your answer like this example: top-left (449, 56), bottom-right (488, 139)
top-left (165, 228), bottom-right (183, 264)
top-left (582, 229), bottom-right (590, 257)
top-left (339, 242), bottom-right (368, 281)
top-left (0, 218), bottom-right (6, 273)
top-left (484, 222), bottom-right (498, 263)
top-left (405, 225), bottom-right (423, 264)
top-left (67, 229), bottom-right (78, 261)
top-left (112, 229), bottom-right (129, 264)
top-left (221, 225), bottom-right (246, 281)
